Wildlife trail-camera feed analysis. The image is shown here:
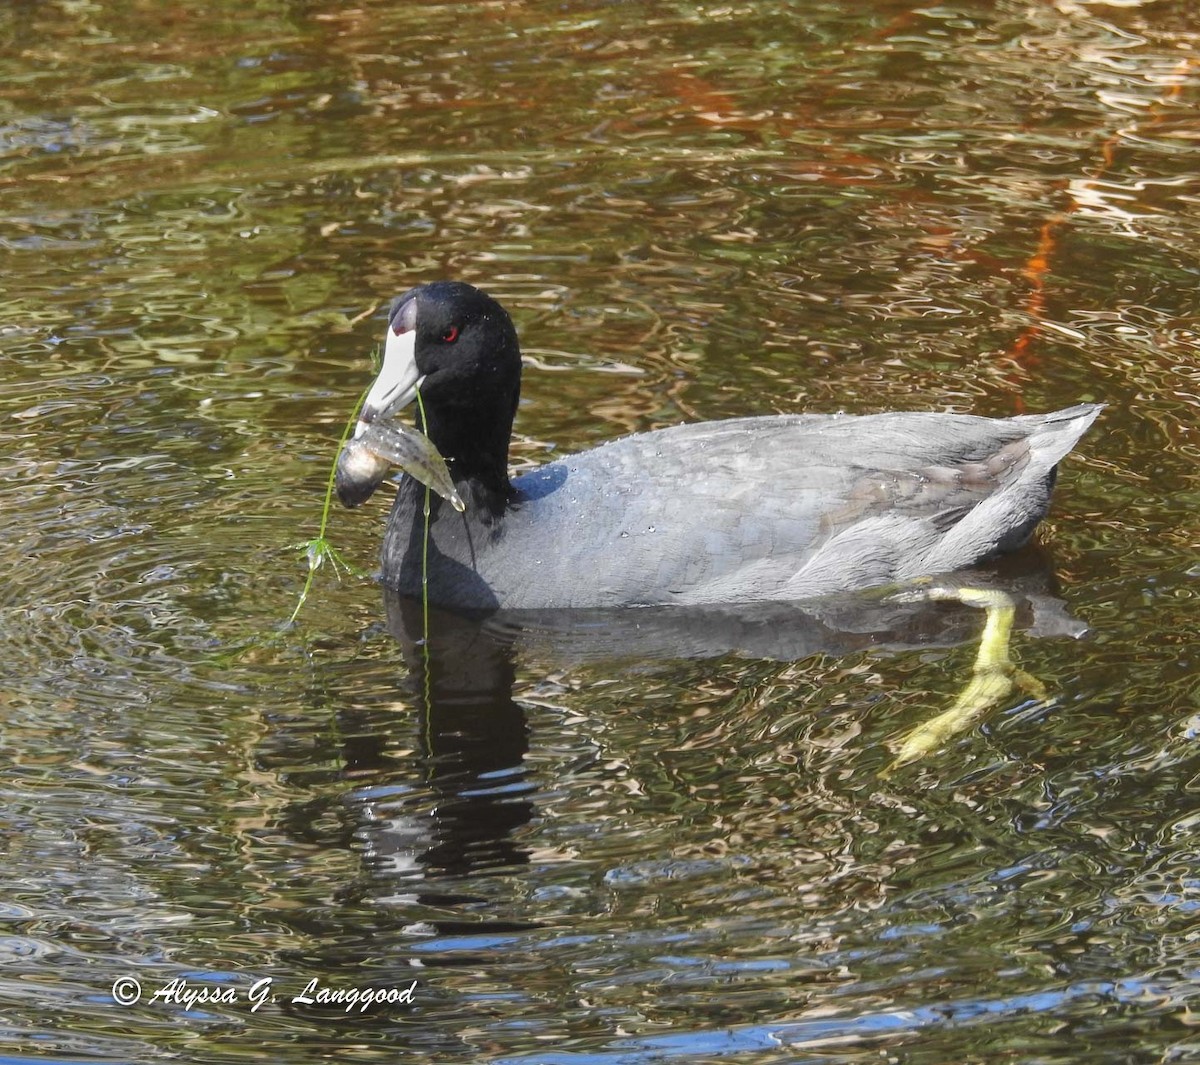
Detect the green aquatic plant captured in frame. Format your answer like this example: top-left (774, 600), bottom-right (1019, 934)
top-left (287, 386), bottom-right (371, 626)
top-left (414, 385), bottom-right (434, 649)
top-left (288, 377), bottom-right (461, 631)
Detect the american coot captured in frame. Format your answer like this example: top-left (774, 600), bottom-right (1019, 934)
top-left (336, 281), bottom-right (1100, 611)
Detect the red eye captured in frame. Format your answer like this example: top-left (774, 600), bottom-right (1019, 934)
top-left (442, 326), bottom-right (459, 343)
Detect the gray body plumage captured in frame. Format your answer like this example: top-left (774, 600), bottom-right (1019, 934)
top-left (379, 404), bottom-right (1101, 610)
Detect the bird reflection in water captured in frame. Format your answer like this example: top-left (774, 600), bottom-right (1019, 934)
top-left (341, 546), bottom-right (1084, 895)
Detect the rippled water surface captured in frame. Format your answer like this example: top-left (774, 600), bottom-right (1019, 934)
top-left (1, 1), bottom-right (1198, 1062)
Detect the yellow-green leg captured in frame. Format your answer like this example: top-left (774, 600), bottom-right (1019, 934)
top-left (883, 584), bottom-right (1049, 775)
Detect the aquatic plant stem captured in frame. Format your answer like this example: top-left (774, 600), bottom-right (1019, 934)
top-left (414, 387), bottom-right (433, 634)
top-left (288, 385), bottom-right (370, 626)
top-left (414, 386), bottom-right (435, 712)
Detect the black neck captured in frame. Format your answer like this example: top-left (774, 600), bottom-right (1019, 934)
top-left (418, 404), bottom-right (514, 516)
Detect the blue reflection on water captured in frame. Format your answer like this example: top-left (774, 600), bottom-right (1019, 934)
top-left (495, 970), bottom-right (1196, 1063)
